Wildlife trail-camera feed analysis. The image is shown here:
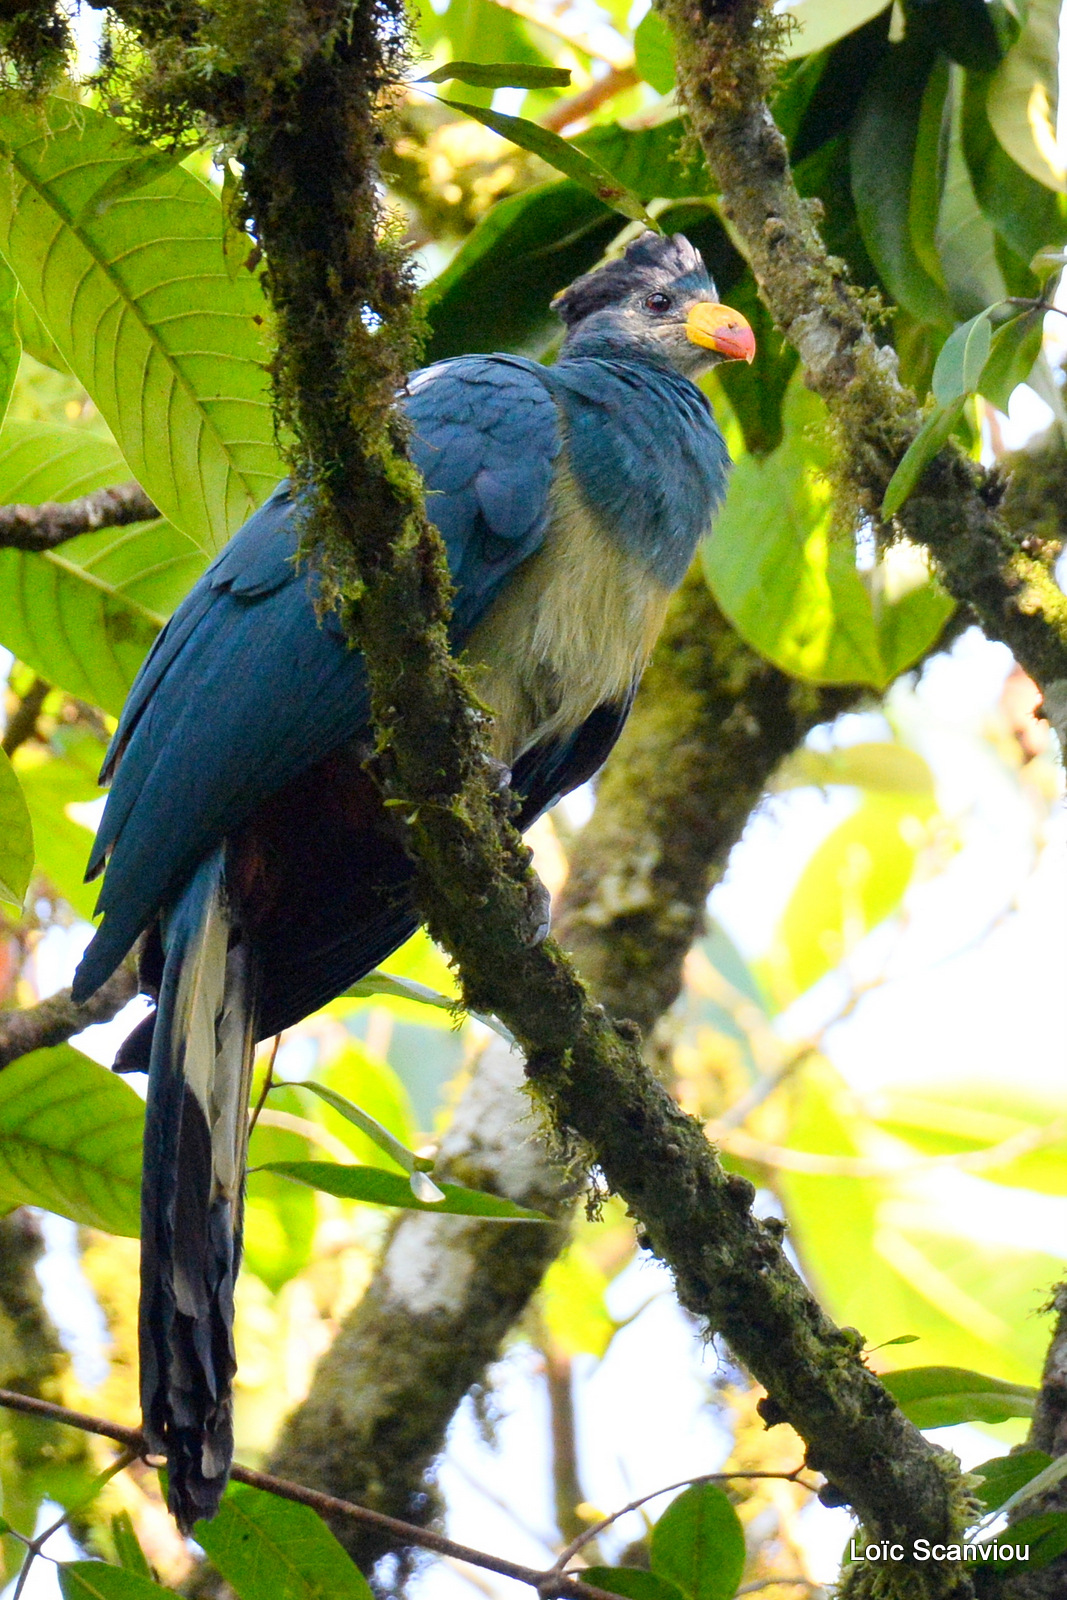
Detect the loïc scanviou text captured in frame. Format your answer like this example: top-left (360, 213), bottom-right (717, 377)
top-left (850, 1540), bottom-right (1029, 1563)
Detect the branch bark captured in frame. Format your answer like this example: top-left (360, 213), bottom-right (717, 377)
top-left (0, 963), bottom-right (138, 1069)
top-left (0, 482), bottom-right (157, 550)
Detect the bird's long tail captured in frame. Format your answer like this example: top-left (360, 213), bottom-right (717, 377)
top-left (139, 845), bottom-right (257, 1532)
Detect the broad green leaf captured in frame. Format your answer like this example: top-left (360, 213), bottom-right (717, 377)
top-left (936, 71), bottom-right (1009, 319)
top-left (0, 747), bottom-right (33, 906)
top-left (993, 1452), bottom-right (1067, 1519)
top-left (0, 96), bottom-right (283, 552)
top-left (0, 256), bottom-right (20, 434)
top-left (963, 70), bottom-right (1065, 262)
top-left (264, 1160), bottom-right (550, 1220)
top-left (60, 1563), bottom-right (173, 1599)
top-left (881, 397), bottom-right (966, 518)
top-left (193, 1480), bottom-right (374, 1600)
top-left (705, 377), bottom-right (953, 686)
top-left (931, 310), bottom-right (995, 404)
top-left (422, 180), bottom-right (618, 361)
top-left (345, 968), bottom-right (455, 1012)
top-left (986, 0), bottom-right (1064, 191)
top-left (419, 60), bottom-right (570, 88)
top-left (540, 1243), bottom-right (616, 1359)
top-left (869, 1084), bottom-right (1067, 1195)
top-left (633, 11), bottom-right (675, 94)
top-left (909, 59), bottom-right (950, 292)
top-left (767, 791), bottom-right (935, 1003)
top-left (244, 1085), bottom-right (316, 1293)
top-left (881, 1366), bottom-right (1037, 1427)
top-left (583, 1571), bottom-right (684, 1600)
top-left (574, 119), bottom-right (709, 202)
top-left (772, 741), bottom-right (935, 797)
top-left (110, 1512), bottom-right (153, 1579)
top-left (781, 0), bottom-right (892, 60)
top-left (317, 1042), bottom-right (420, 1156)
top-left (16, 287), bottom-right (68, 371)
top-left (445, 101), bottom-right (655, 224)
top-left (417, 0), bottom-right (553, 107)
top-left (971, 1452), bottom-right (1053, 1514)
top-left (14, 727), bottom-right (106, 918)
top-left (649, 1483), bottom-right (746, 1600)
top-left (0, 1046), bottom-right (142, 1235)
top-left (0, 422), bottom-right (185, 714)
top-left (994, 1512), bottom-right (1067, 1569)
top-left (703, 272), bottom-right (797, 456)
top-left (979, 307), bottom-right (1045, 410)
top-left (851, 41), bottom-right (955, 326)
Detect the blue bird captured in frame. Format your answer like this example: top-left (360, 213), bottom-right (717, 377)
top-left (70, 231), bottom-right (754, 1529)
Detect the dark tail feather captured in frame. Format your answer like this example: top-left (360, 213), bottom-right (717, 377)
top-left (139, 845), bottom-right (257, 1532)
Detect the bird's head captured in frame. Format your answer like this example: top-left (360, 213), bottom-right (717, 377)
top-left (553, 231), bottom-right (755, 377)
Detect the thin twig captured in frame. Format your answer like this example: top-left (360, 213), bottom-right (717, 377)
top-left (11, 1448), bottom-right (135, 1599)
top-left (0, 482), bottom-right (158, 551)
top-left (248, 1033), bottom-right (281, 1136)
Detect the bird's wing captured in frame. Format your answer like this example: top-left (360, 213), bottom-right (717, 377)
top-left (73, 357), bottom-right (561, 1002)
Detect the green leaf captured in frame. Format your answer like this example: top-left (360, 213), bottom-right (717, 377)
top-left (422, 179), bottom-right (618, 361)
top-left (705, 376), bottom-right (953, 686)
top-left (0, 1046), bottom-right (143, 1235)
top-left (963, 70), bottom-right (1065, 262)
top-left (936, 75), bottom-right (1009, 320)
top-left (15, 727), bottom-right (107, 918)
top-left (771, 741), bottom-right (935, 797)
top-left (986, 0), bottom-right (1064, 191)
top-left (15, 287), bottom-right (68, 371)
top-left (418, 60), bottom-right (570, 88)
top-left (582, 1571), bottom-right (684, 1600)
top-left (301, 1081), bottom-right (425, 1176)
top-left (574, 120), bottom-right (709, 202)
top-left (649, 1483), bottom-right (746, 1600)
top-left (881, 397), bottom-right (966, 518)
top-left (880, 1366), bottom-right (1038, 1427)
top-left (193, 1480), bottom-right (374, 1600)
top-left (0, 422), bottom-right (189, 714)
top-left (988, 1452), bottom-right (1067, 1518)
top-left (851, 41), bottom-right (955, 326)
top-left (344, 969), bottom-right (455, 1012)
top-left (971, 1452), bottom-right (1053, 1514)
top-left (263, 1160), bottom-right (551, 1220)
top-left (110, 1512), bottom-right (153, 1579)
top-left (444, 101), bottom-right (655, 224)
top-left (978, 306), bottom-right (1045, 410)
top-left (931, 309), bottom-right (995, 404)
top-left (60, 1562), bottom-right (174, 1599)
top-left (781, 0), bottom-right (893, 60)
top-left (633, 11), bottom-right (675, 94)
top-left (0, 747), bottom-right (33, 906)
top-left (0, 256), bottom-right (20, 435)
top-left (996, 1512), bottom-right (1067, 1569)
top-left (768, 791), bottom-right (935, 1003)
top-left (0, 96), bottom-right (283, 553)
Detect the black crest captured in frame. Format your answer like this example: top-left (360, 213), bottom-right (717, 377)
top-left (553, 232), bottom-right (709, 328)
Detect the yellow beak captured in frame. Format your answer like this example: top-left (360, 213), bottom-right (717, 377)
top-left (685, 302), bottom-right (756, 363)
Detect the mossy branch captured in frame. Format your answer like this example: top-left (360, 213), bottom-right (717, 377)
top-left (655, 0), bottom-right (1067, 727)
top-left (99, 2), bottom-right (975, 1589)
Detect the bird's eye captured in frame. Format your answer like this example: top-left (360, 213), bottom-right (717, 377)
top-left (645, 292), bottom-right (672, 313)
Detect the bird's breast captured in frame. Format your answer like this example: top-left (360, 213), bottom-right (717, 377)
top-left (465, 464), bottom-right (671, 763)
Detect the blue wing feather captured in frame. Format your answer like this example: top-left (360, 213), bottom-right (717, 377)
top-left (73, 356), bottom-right (561, 1003)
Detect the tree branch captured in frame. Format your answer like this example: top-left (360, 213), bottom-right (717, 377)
top-left (656, 0), bottom-right (1067, 726)
top-left (0, 482), bottom-right (157, 551)
top-left (2, 675), bottom-right (49, 757)
top-left (0, 964), bottom-right (138, 1069)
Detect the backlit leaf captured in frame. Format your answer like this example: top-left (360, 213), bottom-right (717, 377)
top-left (0, 1046), bottom-right (143, 1235)
top-left (193, 1480), bottom-right (374, 1600)
top-left (14, 726), bottom-right (106, 918)
top-left (881, 397), bottom-right (966, 518)
top-left (781, 0), bottom-right (892, 60)
top-left (0, 255), bottom-right (20, 434)
top-left (772, 741), bottom-right (935, 797)
top-left (633, 11), bottom-right (675, 94)
top-left (0, 747), bottom-right (32, 907)
top-left (0, 96), bottom-right (283, 552)
top-left (419, 60), bottom-right (571, 88)
top-left (60, 1563), bottom-right (173, 1599)
top-left (986, 0), bottom-right (1064, 191)
top-left (881, 1366), bottom-right (1037, 1427)
top-left (110, 1511), bottom-right (153, 1579)
top-left (963, 70), bottom-right (1065, 262)
top-left (264, 1160), bottom-right (551, 1220)
top-left (649, 1483), bottom-right (746, 1600)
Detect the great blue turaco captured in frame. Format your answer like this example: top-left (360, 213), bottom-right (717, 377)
top-left (71, 230), bottom-right (755, 1529)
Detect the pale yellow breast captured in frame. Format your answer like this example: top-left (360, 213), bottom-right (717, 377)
top-left (465, 465), bottom-right (671, 764)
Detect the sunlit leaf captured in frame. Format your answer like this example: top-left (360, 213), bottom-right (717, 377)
top-left (881, 1366), bottom-right (1037, 1427)
top-left (0, 96), bottom-right (283, 552)
top-left (445, 101), bottom-right (655, 224)
top-left (881, 397), bottom-right (966, 518)
top-left (60, 1563), bottom-right (173, 1599)
top-left (0, 747), bottom-right (33, 906)
top-left (0, 1046), bottom-right (142, 1235)
top-left (193, 1481), bottom-right (373, 1600)
top-left (971, 1452), bottom-right (1053, 1514)
top-left (419, 60), bottom-right (571, 88)
top-left (772, 741), bottom-right (935, 797)
top-left (264, 1160), bottom-right (551, 1220)
top-left (781, 0), bottom-right (892, 60)
top-left (540, 1243), bottom-right (615, 1359)
top-left (14, 726), bottom-right (105, 918)
top-left (705, 377), bottom-right (953, 685)
top-left (633, 11), bottom-right (675, 94)
top-left (986, 0), bottom-right (1065, 191)
top-left (649, 1483), bottom-right (746, 1600)
top-left (963, 71), bottom-right (1065, 264)
top-left (0, 256), bottom-right (20, 434)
